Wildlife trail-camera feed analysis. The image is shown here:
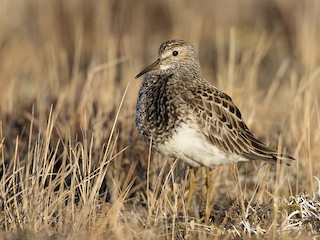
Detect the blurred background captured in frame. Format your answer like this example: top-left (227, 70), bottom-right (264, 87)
top-left (1, 0), bottom-right (319, 109)
top-left (1, 0), bottom-right (320, 193)
top-left (1, 0), bottom-right (320, 194)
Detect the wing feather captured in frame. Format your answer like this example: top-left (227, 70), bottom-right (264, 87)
top-left (181, 81), bottom-right (294, 164)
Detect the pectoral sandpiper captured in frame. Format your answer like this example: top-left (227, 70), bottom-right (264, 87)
top-left (135, 39), bottom-right (294, 223)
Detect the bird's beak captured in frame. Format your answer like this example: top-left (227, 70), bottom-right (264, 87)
top-left (135, 59), bottom-right (160, 79)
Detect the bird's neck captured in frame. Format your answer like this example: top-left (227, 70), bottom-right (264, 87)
top-left (176, 64), bottom-right (203, 82)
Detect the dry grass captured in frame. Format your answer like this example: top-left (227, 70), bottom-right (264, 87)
top-left (0, 0), bottom-right (319, 239)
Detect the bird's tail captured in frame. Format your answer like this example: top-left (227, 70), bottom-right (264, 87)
top-left (242, 133), bottom-right (295, 166)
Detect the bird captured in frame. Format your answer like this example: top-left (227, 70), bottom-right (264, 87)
top-left (135, 39), bottom-right (294, 223)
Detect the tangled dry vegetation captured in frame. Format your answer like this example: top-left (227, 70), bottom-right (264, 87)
top-left (0, 0), bottom-right (319, 239)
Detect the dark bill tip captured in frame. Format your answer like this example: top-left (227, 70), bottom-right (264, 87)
top-left (135, 59), bottom-right (160, 79)
top-left (135, 73), bottom-right (143, 79)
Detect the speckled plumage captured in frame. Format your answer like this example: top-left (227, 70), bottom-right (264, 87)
top-left (135, 40), bottom-right (294, 167)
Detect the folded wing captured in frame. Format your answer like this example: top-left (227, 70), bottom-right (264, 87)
top-left (181, 82), bottom-right (294, 165)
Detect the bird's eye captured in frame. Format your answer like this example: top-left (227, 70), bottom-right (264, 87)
top-left (172, 51), bottom-right (178, 56)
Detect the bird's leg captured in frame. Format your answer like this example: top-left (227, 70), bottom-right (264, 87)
top-left (186, 168), bottom-right (196, 213)
top-left (205, 167), bottom-right (212, 224)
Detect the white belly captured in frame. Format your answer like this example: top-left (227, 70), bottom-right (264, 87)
top-left (157, 122), bottom-right (248, 167)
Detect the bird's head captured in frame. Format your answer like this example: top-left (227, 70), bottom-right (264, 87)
top-left (135, 40), bottom-right (201, 79)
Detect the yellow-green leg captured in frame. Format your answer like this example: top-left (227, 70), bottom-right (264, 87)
top-left (205, 167), bottom-right (212, 224)
top-left (186, 168), bottom-right (196, 213)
